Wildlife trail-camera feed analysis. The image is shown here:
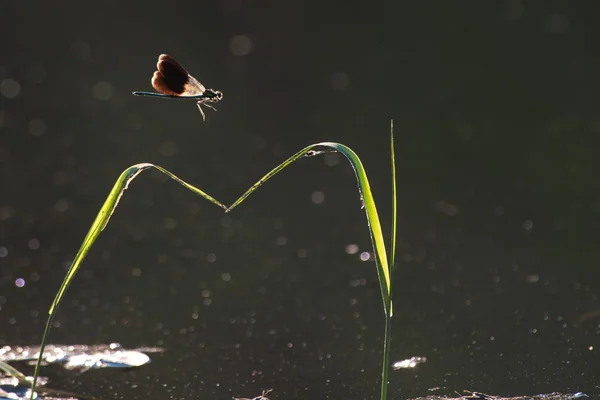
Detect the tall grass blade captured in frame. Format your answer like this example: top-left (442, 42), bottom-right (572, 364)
top-left (380, 120), bottom-right (397, 400)
top-left (390, 120), bottom-right (397, 285)
top-left (30, 164), bottom-right (227, 399)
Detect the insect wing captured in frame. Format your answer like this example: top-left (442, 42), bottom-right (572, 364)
top-left (151, 54), bottom-right (205, 96)
top-left (183, 74), bottom-right (206, 96)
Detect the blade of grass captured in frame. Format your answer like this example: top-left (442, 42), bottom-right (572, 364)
top-left (380, 120), bottom-right (397, 400)
top-left (227, 142), bottom-right (391, 312)
top-left (30, 163), bottom-right (227, 399)
top-left (0, 360), bottom-right (29, 383)
top-left (390, 120), bottom-right (397, 284)
top-left (0, 360), bottom-right (28, 400)
top-left (227, 141), bottom-right (394, 400)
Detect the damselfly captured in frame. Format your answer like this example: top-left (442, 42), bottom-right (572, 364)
top-left (132, 54), bottom-right (223, 121)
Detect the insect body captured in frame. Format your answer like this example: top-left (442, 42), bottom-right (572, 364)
top-left (132, 54), bottom-right (223, 121)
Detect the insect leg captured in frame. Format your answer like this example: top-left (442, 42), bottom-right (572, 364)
top-left (196, 102), bottom-right (207, 121)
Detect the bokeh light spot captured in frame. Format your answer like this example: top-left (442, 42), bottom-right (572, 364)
top-left (92, 81), bottom-right (114, 100)
top-left (28, 238), bottom-right (40, 250)
top-left (1, 79), bottom-right (21, 98)
top-left (229, 35), bottom-right (254, 56)
top-left (345, 244), bottom-right (359, 254)
top-left (331, 71), bottom-right (349, 91)
top-left (29, 118), bottom-right (46, 137)
top-left (546, 14), bottom-right (569, 34)
top-left (311, 191), bottom-right (325, 204)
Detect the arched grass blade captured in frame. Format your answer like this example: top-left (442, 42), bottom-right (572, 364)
top-left (227, 142), bottom-right (392, 312)
top-left (30, 163), bottom-right (227, 399)
top-left (227, 141), bottom-right (395, 400)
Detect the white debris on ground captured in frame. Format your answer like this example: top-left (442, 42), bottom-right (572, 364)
top-left (392, 356), bottom-right (427, 370)
top-left (0, 343), bottom-right (162, 371)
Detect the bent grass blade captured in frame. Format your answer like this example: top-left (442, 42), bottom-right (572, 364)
top-left (31, 137), bottom-right (396, 400)
top-left (227, 142), bottom-right (392, 313)
top-left (227, 138), bottom-right (396, 400)
top-left (30, 164), bottom-right (227, 399)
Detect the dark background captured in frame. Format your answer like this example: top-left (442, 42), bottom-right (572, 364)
top-left (1, 1), bottom-right (599, 399)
